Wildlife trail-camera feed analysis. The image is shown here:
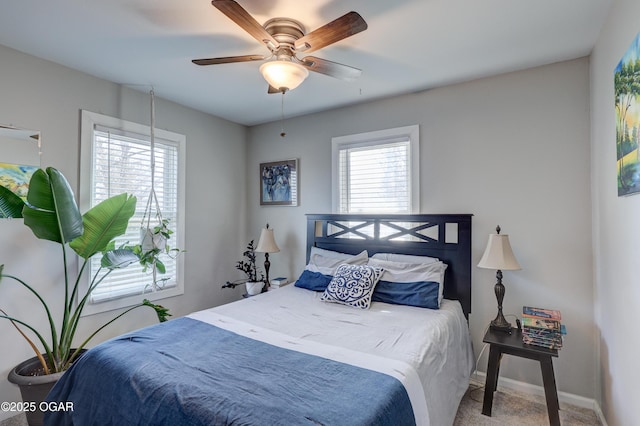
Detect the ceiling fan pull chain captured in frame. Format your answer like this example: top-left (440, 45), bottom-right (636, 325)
top-left (280, 91), bottom-right (286, 138)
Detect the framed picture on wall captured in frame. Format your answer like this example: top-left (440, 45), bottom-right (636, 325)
top-left (0, 163), bottom-right (38, 201)
top-left (260, 159), bottom-right (298, 206)
top-left (615, 31), bottom-right (640, 196)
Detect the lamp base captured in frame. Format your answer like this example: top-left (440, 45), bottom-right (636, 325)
top-left (490, 320), bottom-right (512, 333)
top-left (262, 254), bottom-right (271, 293)
top-left (490, 270), bottom-right (511, 333)
top-left (490, 313), bottom-right (512, 333)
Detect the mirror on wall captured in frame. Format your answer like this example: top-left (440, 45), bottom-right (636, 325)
top-left (0, 125), bottom-right (41, 201)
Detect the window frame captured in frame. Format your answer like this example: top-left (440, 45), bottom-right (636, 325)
top-left (331, 125), bottom-right (420, 214)
top-left (78, 110), bottom-right (186, 316)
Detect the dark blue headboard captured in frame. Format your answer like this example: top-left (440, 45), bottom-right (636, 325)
top-left (306, 214), bottom-right (472, 318)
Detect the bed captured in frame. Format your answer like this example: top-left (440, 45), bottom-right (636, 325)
top-left (45, 214), bottom-right (474, 426)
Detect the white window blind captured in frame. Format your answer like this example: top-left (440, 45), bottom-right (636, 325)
top-left (79, 111), bottom-right (185, 315)
top-left (338, 140), bottom-right (410, 213)
top-left (332, 125), bottom-right (419, 214)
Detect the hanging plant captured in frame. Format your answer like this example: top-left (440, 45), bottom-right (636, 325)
top-left (140, 218), bottom-right (172, 257)
top-left (128, 89), bottom-right (184, 292)
top-left (129, 218), bottom-right (183, 291)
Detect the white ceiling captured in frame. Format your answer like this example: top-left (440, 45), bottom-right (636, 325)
top-left (0, 0), bottom-right (612, 126)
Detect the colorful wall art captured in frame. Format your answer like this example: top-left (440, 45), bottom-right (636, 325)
top-left (0, 162), bottom-right (38, 201)
top-left (615, 32), bottom-right (640, 196)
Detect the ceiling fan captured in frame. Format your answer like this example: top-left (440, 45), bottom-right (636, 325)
top-left (192, 0), bottom-right (368, 93)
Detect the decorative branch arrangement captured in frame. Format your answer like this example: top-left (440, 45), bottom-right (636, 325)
top-left (235, 240), bottom-right (264, 283)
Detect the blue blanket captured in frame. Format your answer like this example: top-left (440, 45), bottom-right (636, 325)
top-left (45, 317), bottom-right (416, 425)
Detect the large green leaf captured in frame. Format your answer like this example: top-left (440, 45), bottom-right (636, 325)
top-left (101, 249), bottom-right (139, 269)
top-left (22, 168), bottom-right (83, 243)
top-left (0, 186), bottom-right (25, 218)
top-left (69, 193), bottom-right (136, 259)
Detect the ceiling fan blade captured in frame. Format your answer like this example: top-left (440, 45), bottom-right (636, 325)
top-left (211, 0), bottom-right (279, 51)
top-left (301, 56), bottom-right (362, 81)
top-left (192, 54), bottom-right (266, 66)
top-left (294, 11), bottom-right (367, 54)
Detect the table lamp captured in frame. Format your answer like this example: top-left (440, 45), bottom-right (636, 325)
top-left (255, 223), bottom-right (280, 292)
top-left (478, 225), bottom-right (521, 332)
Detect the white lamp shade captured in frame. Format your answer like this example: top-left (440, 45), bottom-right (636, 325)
top-left (256, 227), bottom-right (280, 253)
top-left (260, 60), bottom-right (309, 91)
top-left (477, 233), bottom-right (521, 271)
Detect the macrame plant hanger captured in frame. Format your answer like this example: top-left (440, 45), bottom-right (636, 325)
top-left (140, 89), bottom-right (166, 291)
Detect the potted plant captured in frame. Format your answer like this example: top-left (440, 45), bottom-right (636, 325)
top-left (0, 167), bottom-right (170, 426)
top-left (236, 240), bottom-right (265, 295)
top-left (134, 162), bottom-right (184, 293)
top-left (129, 218), bottom-right (183, 292)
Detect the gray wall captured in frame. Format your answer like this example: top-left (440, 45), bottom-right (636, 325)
top-left (247, 58), bottom-right (595, 399)
top-left (0, 44), bottom-right (248, 419)
top-left (591, 0), bottom-right (640, 424)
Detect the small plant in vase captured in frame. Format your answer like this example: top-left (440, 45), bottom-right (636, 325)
top-left (129, 218), bottom-right (184, 292)
top-left (236, 240), bottom-right (265, 295)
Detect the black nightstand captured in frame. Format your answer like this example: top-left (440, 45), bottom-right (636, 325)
top-left (482, 328), bottom-right (560, 426)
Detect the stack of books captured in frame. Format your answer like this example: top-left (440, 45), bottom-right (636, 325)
top-left (270, 277), bottom-right (289, 288)
top-left (522, 306), bottom-right (566, 350)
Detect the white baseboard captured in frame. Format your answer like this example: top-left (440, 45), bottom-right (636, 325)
top-left (592, 402), bottom-right (608, 426)
top-left (471, 371), bottom-right (608, 426)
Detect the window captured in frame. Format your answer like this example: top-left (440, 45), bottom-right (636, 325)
top-left (332, 125), bottom-right (419, 214)
top-left (79, 110), bottom-right (186, 315)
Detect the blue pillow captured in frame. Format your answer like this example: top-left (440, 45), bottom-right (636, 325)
top-left (372, 280), bottom-right (439, 309)
top-left (367, 258), bottom-right (445, 309)
top-left (294, 269), bottom-right (332, 291)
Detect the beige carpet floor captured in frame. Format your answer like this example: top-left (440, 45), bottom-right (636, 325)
top-left (455, 383), bottom-right (602, 426)
top-left (2, 384), bottom-right (602, 425)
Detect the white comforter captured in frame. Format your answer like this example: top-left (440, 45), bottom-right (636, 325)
top-left (189, 284), bottom-right (473, 426)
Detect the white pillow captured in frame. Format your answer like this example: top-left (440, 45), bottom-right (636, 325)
top-left (367, 257), bottom-right (447, 306)
top-left (370, 252), bottom-right (440, 265)
top-left (310, 246), bottom-right (367, 260)
top-left (320, 264), bottom-right (384, 309)
top-left (306, 249), bottom-right (368, 276)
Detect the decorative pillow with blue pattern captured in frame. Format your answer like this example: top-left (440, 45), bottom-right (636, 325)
top-left (320, 264), bottom-right (384, 309)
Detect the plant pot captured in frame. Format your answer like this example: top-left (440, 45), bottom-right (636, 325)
top-left (140, 227), bottom-right (167, 252)
top-left (8, 350), bottom-right (86, 426)
top-left (245, 281), bottom-right (264, 296)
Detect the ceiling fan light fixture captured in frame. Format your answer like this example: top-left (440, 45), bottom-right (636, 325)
top-left (260, 60), bottom-right (309, 92)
